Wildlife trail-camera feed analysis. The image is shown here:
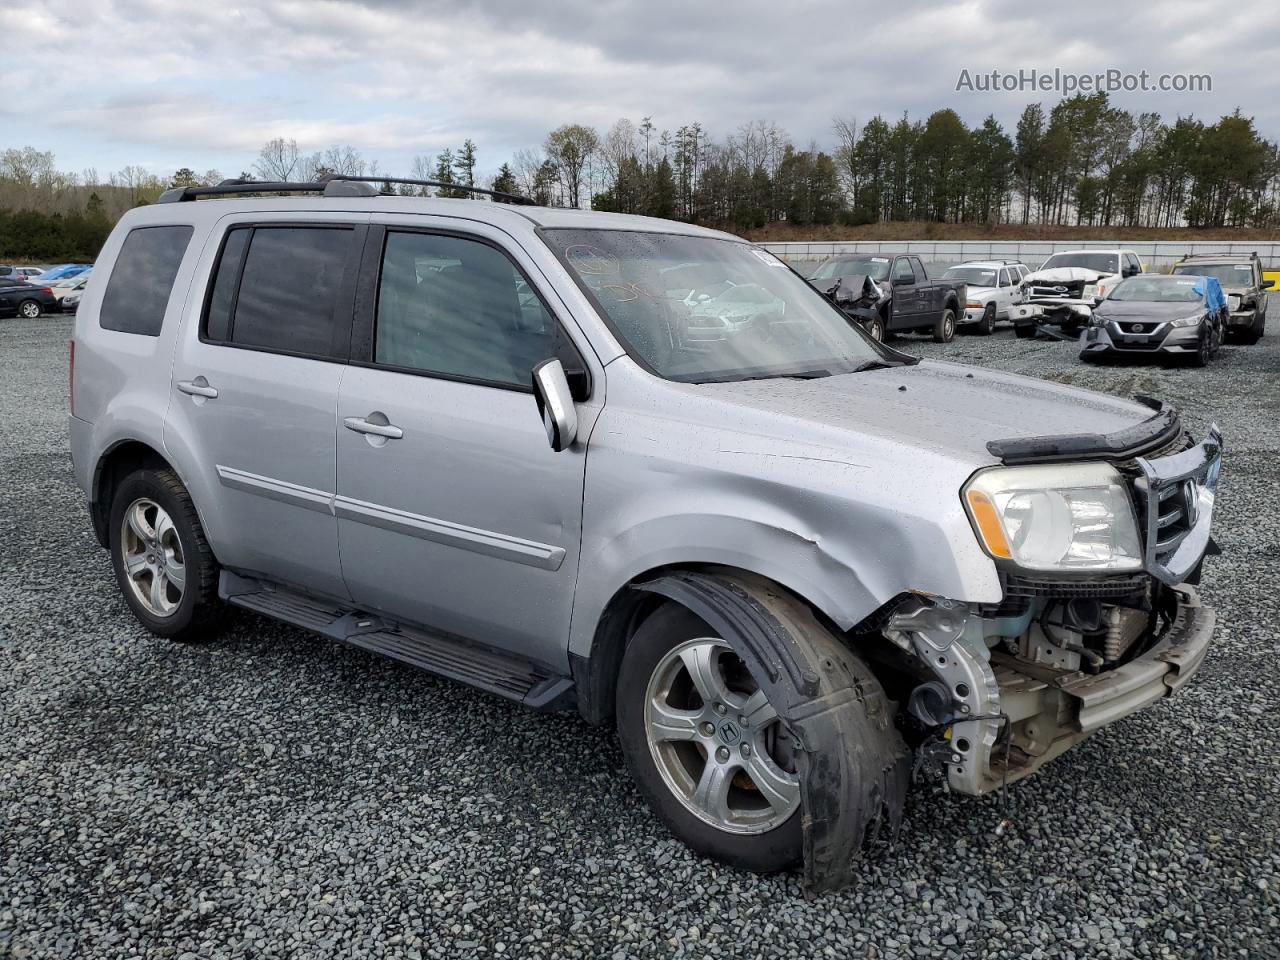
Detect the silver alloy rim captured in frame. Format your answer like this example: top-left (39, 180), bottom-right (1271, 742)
top-left (870, 319), bottom-right (883, 341)
top-left (20, 301), bottom-right (39, 318)
top-left (944, 313), bottom-right (955, 338)
top-left (120, 498), bottom-right (185, 617)
top-left (644, 637), bottom-right (801, 835)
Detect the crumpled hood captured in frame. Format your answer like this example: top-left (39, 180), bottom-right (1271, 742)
top-left (697, 360), bottom-right (1155, 466)
top-left (1026, 267), bottom-right (1110, 284)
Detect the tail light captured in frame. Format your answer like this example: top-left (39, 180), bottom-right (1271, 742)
top-left (69, 339), bottom-right (75, 417)
top-left (42, 287), bottom-right (54, 296)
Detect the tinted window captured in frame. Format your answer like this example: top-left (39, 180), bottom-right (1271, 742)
top-left (204, 226), bottom-right (354, 358)
top-left (375, 231), bottom-right (557, 388)
top-left (99, 225), bottom-right (193, 335)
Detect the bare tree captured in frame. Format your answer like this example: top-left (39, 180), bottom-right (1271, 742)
top-left (253, 138), bottom-right (301, 181)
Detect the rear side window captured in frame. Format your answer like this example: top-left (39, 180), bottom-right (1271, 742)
top-left (99, 225), bottom-right (194, 335)
top-left (204, 225), bottom-right (356, 359)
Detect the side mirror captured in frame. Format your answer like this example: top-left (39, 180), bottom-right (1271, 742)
top-left (532, 358), bottom-right (578, 452)
top-left (1262, 278), bottom-right (1275, 290)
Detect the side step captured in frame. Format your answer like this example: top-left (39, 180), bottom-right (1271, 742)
top-left (219, 572), bottom-right (575, 710)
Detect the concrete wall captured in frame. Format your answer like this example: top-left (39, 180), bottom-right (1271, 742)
top-left (758, 240), bottom-right (1280, 274)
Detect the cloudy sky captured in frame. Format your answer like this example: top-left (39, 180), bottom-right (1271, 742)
top-left (7, 0), bottom-right (1280, 180)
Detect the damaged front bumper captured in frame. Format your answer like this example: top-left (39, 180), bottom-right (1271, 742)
top-left (889, 423), bottom-right (1222, 796)
top-left (888, 585), bottom-right (1214, 795)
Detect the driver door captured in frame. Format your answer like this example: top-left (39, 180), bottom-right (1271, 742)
top-left (334, 220), bottom-right (601, 669)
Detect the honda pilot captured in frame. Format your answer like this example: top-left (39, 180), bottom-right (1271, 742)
top-left (69, 177), bottom-right (1222, 890)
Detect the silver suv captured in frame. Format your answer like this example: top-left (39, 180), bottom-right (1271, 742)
top-left (69, 177), bottom-right (1222, 890)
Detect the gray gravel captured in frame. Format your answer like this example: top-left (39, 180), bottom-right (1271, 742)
top-left (2, 312), bottom-right (1278, 960)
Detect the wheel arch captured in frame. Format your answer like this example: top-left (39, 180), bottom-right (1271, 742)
top-left (572, 562), bottom-right (847, 727)
top-left (89, 439), bottom-right (177, 548)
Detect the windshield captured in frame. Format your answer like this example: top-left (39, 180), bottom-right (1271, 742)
top-left (1108, 277), bottom-right (1202, 303)
top-left (943, 266), bottom-right (998, 286)
top-left (810, 256), bottom-right (891, 282)
top-left (1041, 253), bottom-right (1119, 274)
top-left (1171, 263), bottom-right (1254, 286)
top-left (546, 229), bottom-right (896, 382)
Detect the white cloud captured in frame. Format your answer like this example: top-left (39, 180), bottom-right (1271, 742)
top-left (5, 0), bottom-right (1279, 177)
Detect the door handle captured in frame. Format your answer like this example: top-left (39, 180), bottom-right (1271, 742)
top-left (344, 416), bottom-right (403, 440)
top-left (177, 377), bottom-right (218, 399)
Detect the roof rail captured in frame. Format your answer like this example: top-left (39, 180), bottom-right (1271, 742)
top-left (156, 175), bottom-right (536, 206)
top-left (157, 178), bottom-right (379, 203)
top-left (317, 174), bottom-right (536, 206)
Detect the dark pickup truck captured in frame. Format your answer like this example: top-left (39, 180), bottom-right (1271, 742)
top-left (808, 253), bottom-right (966, 342)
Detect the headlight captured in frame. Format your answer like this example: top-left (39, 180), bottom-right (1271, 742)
top-left (963, 462), bottom-right (1142, 573)
top-left (1082, 284), bottom-right (1099, 300)
top-left (1169, 314), bottom-right (1203, 328)
top-left (1228, 294), bottom-right (1242, 311)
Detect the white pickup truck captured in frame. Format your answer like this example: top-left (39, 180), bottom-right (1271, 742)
top-left (1012, 249), bottom-right (1144, 336)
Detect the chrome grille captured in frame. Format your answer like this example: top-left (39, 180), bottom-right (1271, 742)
top-left (1130, 428), bottom-right (1222, 584)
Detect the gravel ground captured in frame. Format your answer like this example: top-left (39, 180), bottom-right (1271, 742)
top-left (1, 312), bottom-right (1278, 960)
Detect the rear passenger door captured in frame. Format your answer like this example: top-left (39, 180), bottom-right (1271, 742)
top-left (165, 215), bottom-right (367, 600)
top-left (333, 221), bottom-right (598, 669)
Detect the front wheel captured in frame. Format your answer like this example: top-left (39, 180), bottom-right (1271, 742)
top-left (864, 315), bottom-right (884, 342)
top-left (18, 299), bottom-right (41, 319)
top-left (932, 308), bottom-right (957, 343)
top-left (109, 468), bottom-right (223, 641)
top-left (977, 303), bottom-right (996, 335)
top-left (617, 605), bottom-right (802, 872)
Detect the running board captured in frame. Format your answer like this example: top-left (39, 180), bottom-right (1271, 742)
top-left (219, 572), bottom-right (574, 710)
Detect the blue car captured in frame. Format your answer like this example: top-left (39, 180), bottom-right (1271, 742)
top-left (32, 264), bottom-right (92, 285)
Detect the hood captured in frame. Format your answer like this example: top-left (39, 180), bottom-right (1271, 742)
top-left (965, 285), bottom-right (997, 299)
top-left (1094, 299), bottom-right (1201, 321)
top-left (1026, 267), bottom-right (1109, 283)
top-left (696, 360), bottom-right (1154, 466)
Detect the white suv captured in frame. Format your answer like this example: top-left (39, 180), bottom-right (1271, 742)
top-left (941, 261), bottom-right (1029, 334)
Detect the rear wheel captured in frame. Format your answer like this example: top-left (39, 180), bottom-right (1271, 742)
top-left (18, 299), bottom-right (41, 319)
top-left (932, 308), bottom-right (957, 343)
top-left (109, 468), bottom-right (222, 641)
top-left (617, 605), bottom-right (802, 872)
top-left (1239, 314), bottom-right (1264, 345)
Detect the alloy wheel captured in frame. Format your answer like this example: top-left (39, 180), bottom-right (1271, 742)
top-left (119, 497), bottom-right (186, 617)
top-left (19, 301), bottom-right (40, 319)
top-left (643, 637), bottom-right (800, 835)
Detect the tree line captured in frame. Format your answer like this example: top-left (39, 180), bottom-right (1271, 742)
top-left (3, 92), bottom-right (1279, 262)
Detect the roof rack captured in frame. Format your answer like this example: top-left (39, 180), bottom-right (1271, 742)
top-left (317, 174), bottom-right (536, 206)
top-left (156, 175), bottom-right (536, 206)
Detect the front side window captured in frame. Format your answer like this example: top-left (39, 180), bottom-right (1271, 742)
top-left (375, 231), bottom-right (558, 388)
top-left (892, 258), bottom-right (915, 283)
top-left (204, 225), bottom-right (356, 359)
top-left (546, 229), bottom-right (893, 383)
top-left (100, 225), bottom-right (194, 336)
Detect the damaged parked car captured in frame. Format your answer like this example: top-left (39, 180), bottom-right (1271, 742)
top-left (1082, 273), bottom-right (1227, 367)
top-left (808, 253), bottom-right (966, 342)
top-left (1012, 249), bottom-right (1143, 338)
top-left (70, 177), bottom-right (1221, 891)
top-left (1171, 252), bottom-right (1272, 345)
